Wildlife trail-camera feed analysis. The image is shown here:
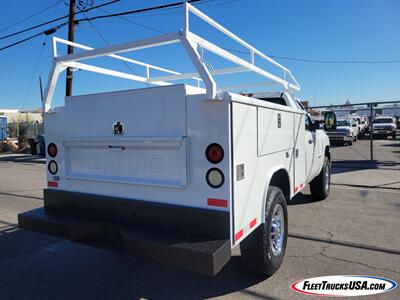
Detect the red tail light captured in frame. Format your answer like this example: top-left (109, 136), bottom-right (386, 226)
top-left (205, 143), bottom-right (224, 164)
top-left (47, 143), bottom-right (57, 157)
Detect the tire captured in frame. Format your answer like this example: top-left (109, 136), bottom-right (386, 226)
top-left (392, 132), bottom-right (396, 140)
top-left (348, 140), bottom-right (353, 146)
top-left (240, 186), bottom-right (288, 276)
top-left (310, 156), bottom-right (331, 200)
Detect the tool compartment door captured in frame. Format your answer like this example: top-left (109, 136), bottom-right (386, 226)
top-left (231, 102), bottom-right (259, 243)
top-left (63, 137), bottom-right (187, 188)
top-left (294, 113), bottom-right (306, 192)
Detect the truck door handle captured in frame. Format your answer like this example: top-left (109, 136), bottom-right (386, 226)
top-left (108, 145), bottom-right (125, 150)
top-left (308, 139), bottom-right (313, 144)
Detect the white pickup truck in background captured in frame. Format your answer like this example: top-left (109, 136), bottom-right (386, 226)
top-left (326, 118), bottom-right (358, 145)
top-left (18, 3), bottom-right (331, 276)
top-left (372, 116), bottom-right (397, 139)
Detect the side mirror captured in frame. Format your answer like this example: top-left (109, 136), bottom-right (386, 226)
top-left (324, 111), bottom-right (337, 131)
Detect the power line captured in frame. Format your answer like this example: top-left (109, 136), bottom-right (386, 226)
top-left (72, 0), bottom-right (205, 23)
top-left (81, 10), bottom-right (151, 86)
top-left (268, 55), bottom-right (400, 64)
top-left (224, 47), bottom-right (400, 64)
top-left (0, 0), bottom-right (64, 34)
top-left (0, 31), bottom-right (47, 51)
top-left (18, 37), bottom-right (47, 118)
top-left (98, 8), bottom-right (168, 35)
top-left (0, 0), bottom-right (121, 41)
top-left (132, 0), bottom-right (238, 18)
top-left (0, 0), bottom-right (206, 52)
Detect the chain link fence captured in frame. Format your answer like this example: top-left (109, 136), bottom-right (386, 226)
top-left (7, 122), bottom-right (44, 139)
top-left (1, 122), bottom-right (45, 154)
top-left (308, 101), bottom-right (400, 171)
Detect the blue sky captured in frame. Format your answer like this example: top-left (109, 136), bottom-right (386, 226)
top-left (0, 0), bottom-right (399, 110)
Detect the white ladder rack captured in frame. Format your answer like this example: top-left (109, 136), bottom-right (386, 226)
top-left (43, 2), bottom-right (300, 112)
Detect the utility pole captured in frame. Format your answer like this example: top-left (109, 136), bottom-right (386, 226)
top-left (369, 104), bottom-right (374, 161)
top-left (65, 0), bottom-right (76, 97)
top-left (39, 76), bottom-right (44, 103)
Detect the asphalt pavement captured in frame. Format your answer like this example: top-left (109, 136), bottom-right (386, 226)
top-left (0, 159), bottom-right (399, 300)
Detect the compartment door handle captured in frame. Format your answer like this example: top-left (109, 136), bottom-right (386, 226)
top-left (108, 145), bottom-right (125, 150)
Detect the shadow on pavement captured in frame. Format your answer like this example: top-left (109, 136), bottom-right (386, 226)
top-left (332, 160), bottom-right (400, 172)
top-left (287, 192), bottom-right (323, 206)
top-left (0, 228), bottom-right (275, 300)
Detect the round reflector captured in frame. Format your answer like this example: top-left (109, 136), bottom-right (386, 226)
top-left (206, 168), bottom-right (224, 188)
top-left (48, 160), bottom-right (58, 175)
top-left (47, 143), bottom-right (57, 157)
top-left (205, 143), bottom-right (224, 164)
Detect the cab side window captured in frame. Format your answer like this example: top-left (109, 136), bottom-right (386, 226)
top-left (305, 115), bottom-right (314, 131)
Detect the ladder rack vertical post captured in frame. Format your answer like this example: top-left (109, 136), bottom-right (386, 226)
top-left (146, 66), bottom-right (150, 80)
top-left (183, 2), bottom-right (189, 36)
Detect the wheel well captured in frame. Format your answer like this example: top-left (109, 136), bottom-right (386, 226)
top-left (269, 169), bottom-right (290, 201)
top-left (325, 146), bottom-right (330, 160)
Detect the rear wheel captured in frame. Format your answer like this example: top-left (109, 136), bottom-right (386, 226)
top-left (240, 186), bottom-right (288, 276)
top-left (310, 156), bottom-right (331, 200)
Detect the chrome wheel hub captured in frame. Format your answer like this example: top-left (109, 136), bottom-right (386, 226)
top-left (270, 204), bottom-right (285, 256)
top-left (325, 163), bottom-right (330, 193)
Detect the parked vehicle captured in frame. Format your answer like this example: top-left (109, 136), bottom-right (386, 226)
top-left (362, 116), bottom-right (370, 134)
top-left (394, 115), bottom-right (400, 129)
top-left (326, 118), bottom-right (358, 145)
top-left (352, 115), bottom-right (367, 136)
top-left (311, 117), bottom-right (325, 129)
top-left (372, 116), bottom-right (397, 139)
top-left (18, 3), bottom-right (331, 277)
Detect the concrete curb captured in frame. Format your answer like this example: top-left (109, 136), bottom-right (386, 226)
top-left (0, 154), bottom-right (45, 164)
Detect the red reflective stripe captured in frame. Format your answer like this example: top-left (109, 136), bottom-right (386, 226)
top-left (300, 183), bottom-right (304, 188)
top-left (207, 198), bottom-right (228, 208)
top-left (250, 218), bottom-right (257, 229)
top-left (235, 229), bottom-right (243, 241)
top-left (48, 181), bottom-right (58, 187)
top-left (294, 186), bottom-right (299, 193)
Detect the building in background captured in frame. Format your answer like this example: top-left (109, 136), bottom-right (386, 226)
top-left (0, 109), bottom-right (43, 123)
top-left (0, 109), bottom-right (44, 139)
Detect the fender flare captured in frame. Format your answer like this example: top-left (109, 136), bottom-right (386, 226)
top-left (259, 165), bottom-right (291, 223)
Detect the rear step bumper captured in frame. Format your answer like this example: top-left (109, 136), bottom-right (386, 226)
top-left (18, 190), bottom-right (231, 276)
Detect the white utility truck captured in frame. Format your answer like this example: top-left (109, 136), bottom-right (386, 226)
top-left (19, 3), bottom-right (331, 276)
